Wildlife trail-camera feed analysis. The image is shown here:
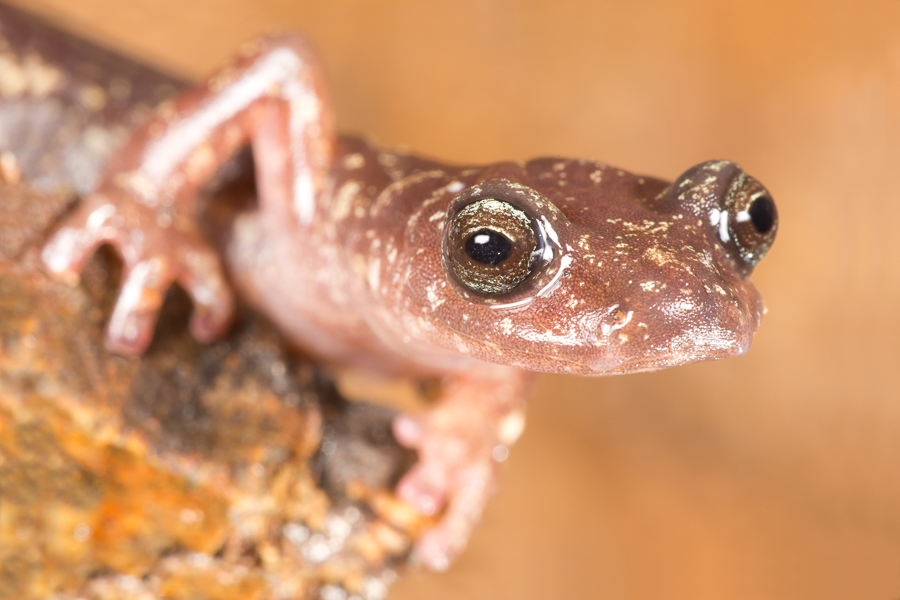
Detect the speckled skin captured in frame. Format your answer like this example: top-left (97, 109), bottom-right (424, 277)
top-left (37, 32), bottom-right (777, 570)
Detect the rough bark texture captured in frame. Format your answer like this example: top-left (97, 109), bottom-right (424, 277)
top-left (0, 5), bottom-right (426, 599)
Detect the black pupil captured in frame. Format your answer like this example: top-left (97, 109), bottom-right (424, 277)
top-left (465, 229), bottom-right (511, 265)
top-left (748, 196), bottom-right (775, 233)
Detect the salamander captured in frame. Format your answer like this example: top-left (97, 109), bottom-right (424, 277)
top-left (38, 33), bottom-right (778, 570)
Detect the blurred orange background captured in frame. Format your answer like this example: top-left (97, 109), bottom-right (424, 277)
top-left (8, 0), bottom-right (899, 598)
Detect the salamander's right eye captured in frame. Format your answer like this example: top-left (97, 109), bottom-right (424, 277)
top-left (444, 198), bottom-right (543, 295)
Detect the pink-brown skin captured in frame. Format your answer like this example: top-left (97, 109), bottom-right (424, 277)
top-left (41, 34), bottom-right (777, 571)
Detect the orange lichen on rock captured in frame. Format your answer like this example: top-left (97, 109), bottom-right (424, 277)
top-left (0, 177), bottom-right (423, 600)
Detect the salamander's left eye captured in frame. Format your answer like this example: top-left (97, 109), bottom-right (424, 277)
top-left (726, 175), bottom-right (778, 267)
top-left (444, 198), bottom-right (543, 295)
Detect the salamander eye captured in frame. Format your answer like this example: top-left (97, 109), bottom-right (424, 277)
top-left (445, 198), bottom-right (542, 295)
top-left (727, 175), bottom-right (778, 267)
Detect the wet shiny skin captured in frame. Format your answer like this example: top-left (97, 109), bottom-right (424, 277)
top-left (41, 33), bottom-right (777, 571)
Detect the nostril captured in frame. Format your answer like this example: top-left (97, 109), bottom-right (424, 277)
top-left (748, 195), bottom-right (775, 234)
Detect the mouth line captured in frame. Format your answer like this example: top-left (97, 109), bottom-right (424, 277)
top-left (444, 322), bottom-right (598, 374)
top-left (440, 304), bottom-right (757, 375)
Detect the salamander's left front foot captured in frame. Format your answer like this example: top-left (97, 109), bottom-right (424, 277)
top-left (391, 370), bottom-right (532, 570)
top-left (41, 192), bottom-right (235, 354)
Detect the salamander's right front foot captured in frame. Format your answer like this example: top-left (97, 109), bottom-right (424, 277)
top-left (41, 192), bottom-right (235, 355)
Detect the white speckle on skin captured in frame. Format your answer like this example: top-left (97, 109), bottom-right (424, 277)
top-left (79, 83), bottom-right (107, 111)
top-left (331, 181), bottom-right (361, 220)
top-left (643, 247), bottom-right (677, 267)
top-left (378, 152), bottom-right (398, 168)
top-left (0, 51), bottom-right (65, 98)
top-left (447, 181), bottom-right (465, 193)
top-left (367, 258), bottom-right (381, 291)
top-left (416, 316), bottom-right (435, 332)
top-left (343, 153), bottom-right (365, 169)
top-left (499, 317), bottom-right (513, 334)
top-left (113, 170), bottom-right (158, 203)
top-left (578, 235), bottom-right (592, 250)
top-left (82, 125), bottom-right (121, 157)
top-left (425, 282), bottom-right (445, 308)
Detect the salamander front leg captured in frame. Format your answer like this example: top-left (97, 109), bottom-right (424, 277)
top-left (41, 33), bottom-right (335, 353)
top-left (393, 368), bottom-right (534, 570)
